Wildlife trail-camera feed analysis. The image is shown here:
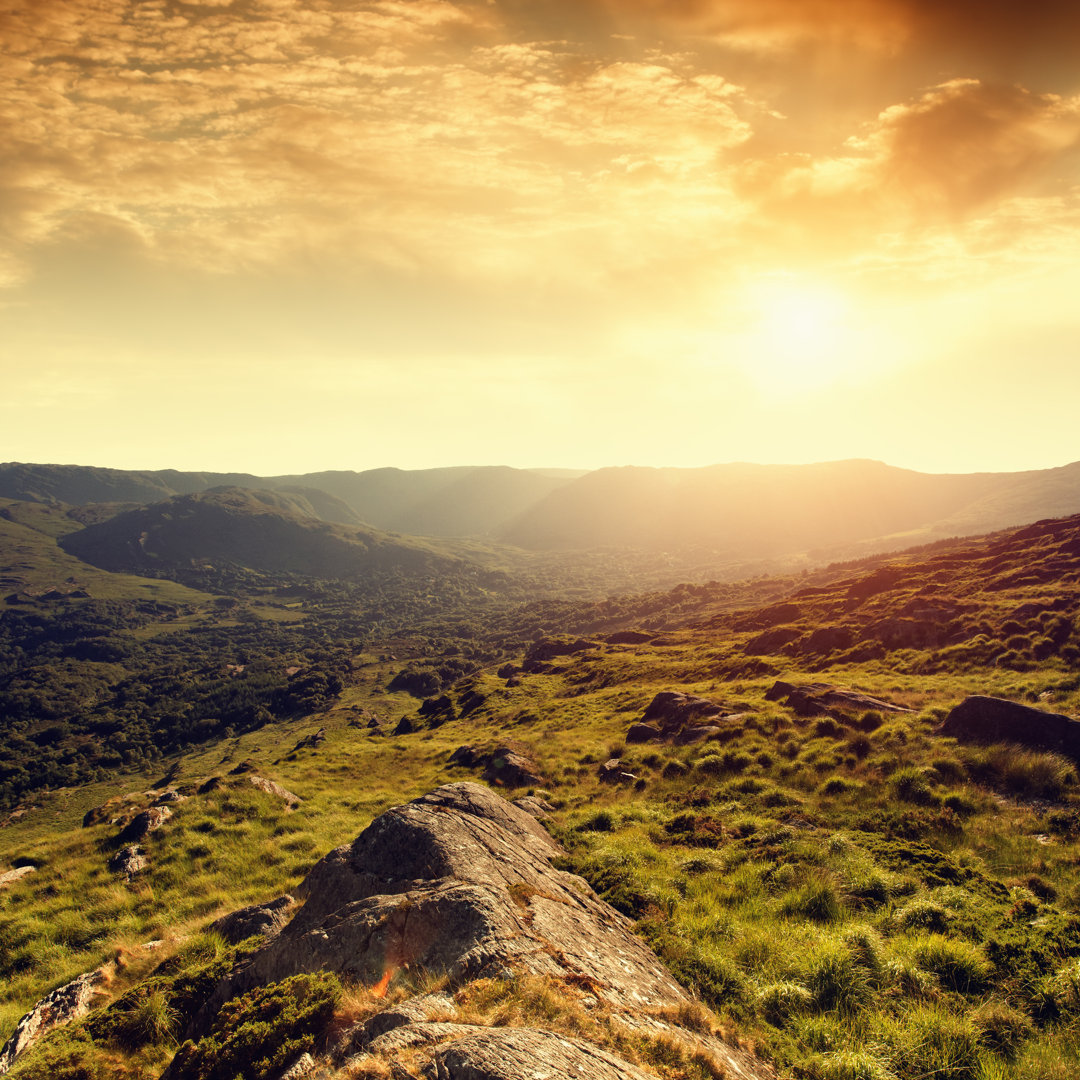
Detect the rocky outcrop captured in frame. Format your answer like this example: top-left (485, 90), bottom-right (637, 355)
top-left (448, 745), bottom-right (543, 788)
top-left (598, 758), bottom-right (638, 784)
top-left (522, 637), bottom-right (601, 673)
top-left (211, 895), bottom-right (295, 945)
top-left (0, 968), bottom-right (106, 1076)
top-left (0, 866), bottom-right (35, 890)
top-left (117, 805), bottom-right (173, 844)
top-left (937, 696), bottom-right (1080, 763)
top-left (247, 775), bottom-right (301, 807)
top-left (108, 845), bottom-right (148, 879)
top-left (627, 691), bottom-right (732, 744)
top-left (189, 783), bottom-right (772, 1079)
top-left (765, 681), bottom-right (912, 718)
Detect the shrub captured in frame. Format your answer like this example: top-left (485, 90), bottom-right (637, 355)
top-left (577, 810), bottom-right (615, 832)
top-left (167, 971), bottom-right (341, 1080)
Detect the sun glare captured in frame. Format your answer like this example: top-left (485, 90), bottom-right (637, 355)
top-left (742, 277), bottom-right (857, 392)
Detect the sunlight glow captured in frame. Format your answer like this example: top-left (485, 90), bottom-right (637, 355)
top-left (744, 277), bottom-right (856, 392)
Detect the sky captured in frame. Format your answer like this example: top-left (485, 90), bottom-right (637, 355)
top-left (2, 0), bottom-right (1079, 476)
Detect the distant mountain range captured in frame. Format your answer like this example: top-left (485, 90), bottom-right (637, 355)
top-left (5, 458), bottom-right (1080, 569)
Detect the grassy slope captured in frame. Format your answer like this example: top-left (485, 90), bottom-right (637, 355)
top-left (0, 499), bottom-right (211, 606)
top-left (4, 518), bottom-right (1080, 1077)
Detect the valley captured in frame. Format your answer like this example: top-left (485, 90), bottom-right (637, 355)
top-left (1, 461), bottom-right (1080, 1080)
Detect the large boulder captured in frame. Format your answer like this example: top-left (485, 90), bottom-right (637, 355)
top-left (937, 696), bottom-right (1080, 763)
top-left (0, 969), bottom-right (106, 1075)
top-left (765, 681), bottom-right (912, 718)
top-left (186, 783), bottom-right (772, 1080)
top-left (211, 895), bottom-right (295, 945)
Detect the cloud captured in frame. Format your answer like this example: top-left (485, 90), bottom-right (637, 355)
top-left (597, 0), bottom-right (1080, 66)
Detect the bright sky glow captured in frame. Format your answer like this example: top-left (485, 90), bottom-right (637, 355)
top-left (2, 1), bottom-right (1079, 475)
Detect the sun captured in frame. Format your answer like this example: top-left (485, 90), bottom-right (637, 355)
top-left (741, 276), bottom-right (857, 392)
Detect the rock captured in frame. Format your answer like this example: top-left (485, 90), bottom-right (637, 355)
top-left (419, 696), bottom-right (456, 723)
top-left (625, 723), bottom-right (662, 744)
top-left (197, 776), bottom-right (224, 795)
top-left (0, 968), bottom-right (107, 1075)
top-left (428, 1026), bottom-right (659, 1080)
top-left (497, 664), bottom-right (520, 679)
top-left (511, 796), bottom-right (554, 819)
top-left (117, 806), bottom-right (173, 844)
top-left (228, 759), bottom-right (257, 775)
top-left (743, 626), bottom-right (803, 656)
top-left (333, 992), bottom-right (456, 1058)
top-left (642, 691), bottom-right (725, 725)
top-left (598, 758), bottom-right (637, 784)
top-left (603, 630), bottom-right (653, 645)
top-left (190, 783), bottom-right (771, 1079)
top-left (83, 797), bottom-right (124, 828)
top-left (797, 626), bottom-right (855, 656)
top-left (733, 602), bottom-right (801, 631)
top-left (211, 895), bottom-right (295, 945)
top-left (0, 866), bottom-right (35, 890)
top-left (291, 728), bottom-right (326, 752)
top-left (937, 696), bottom-right (1080, 763)
top-left (394, 715), bottom-right (416, 736)
top-left (765, 681), bottom-right (912, 718)
top-left (153, 790), bottom-right (187, 806)
top-left (673, 725), bottom-right (722, 745)
top-left (109, 845), bottom-right (148, 879)
top-left (275, 1051), bottom-right (316, 1080)
top-left (522, 637), bottom-right (600, 672)
top-left (248, 776), bottom-right (301, 807)
top-left (448, 745), bottom-right (480, 767)
top-left (481, 746), bottom-right (541, 788)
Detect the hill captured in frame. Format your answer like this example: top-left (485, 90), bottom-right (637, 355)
top-left (57, 487), bottom-right (466, 582)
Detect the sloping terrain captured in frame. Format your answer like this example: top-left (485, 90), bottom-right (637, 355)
top-left (57, 487), bottom-right (467, 581)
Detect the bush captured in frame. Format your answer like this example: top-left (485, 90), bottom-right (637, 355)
top-left (890, 767), bottom-right (938, 806)
top-left (167, 971), bottom-right (341, 1080)
top-left (895, 898), bottom-right (950, 933)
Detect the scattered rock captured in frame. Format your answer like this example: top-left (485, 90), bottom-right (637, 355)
top-left (481, 746), bottom-right (542, 788)
top-left (603, 630), bottom-right (654, 645)
top-left (743, 626), bottom-right (803, 656)
top-left (598, 758), bottom-right (637, 784)
top-left (418, 696), bottom-right (456, 724)
top-left (291, 728), bottom-right (326, 752)
top-left (82, 797), bottom-right (124, 828)
top-left (117, 806), bottom-right (173, 844)
top-left (765, 681), bottom-right (912, 718)
top-left (275, 1052), bottom-right (316, 1080)
top-left (0, 968), bottom-right (107, 1076)
top-left (522, 637), bottom-right (601, 673)
top-left (0, 866), bottom-right (35, 890)
top-left (109, 845), bottom-right (148, 880)
top-left (673, 725), bottom-right (722, 745)
top-left (211, 895), bottom-right (295, 946)
top-left (642, 691), bottom-right (725, 725)
top-left (153, 790), bottom-right (187, 807)
top-left (394, 716), bottom-right (416, 736)
top-left (448, 745), bottom-right (480, 768)
top-left (626, 723), bottom-right (662, 744)
top-left (247, 776), bottom-right (301, 807)
top-left (936, 696), bottom-right (1080, 763)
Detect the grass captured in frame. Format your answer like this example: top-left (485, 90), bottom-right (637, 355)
top-left (6, 515), bottom-right (1080, 1077)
